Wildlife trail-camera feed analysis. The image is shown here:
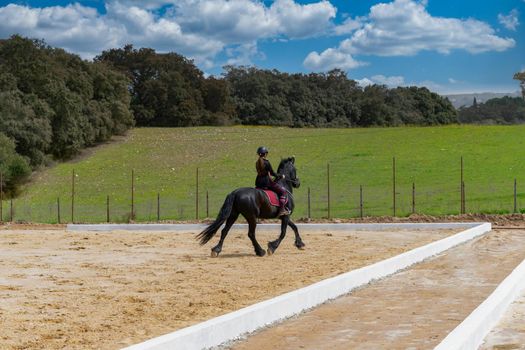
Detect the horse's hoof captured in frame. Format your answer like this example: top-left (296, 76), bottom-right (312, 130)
top-left (296, 242), bottom-right (306, 250)
top-left (211, 251), bottom-right (219, 258)
top-left (267, 248), bottom-right (273, 256)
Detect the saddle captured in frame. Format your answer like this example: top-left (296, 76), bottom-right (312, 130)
top-left (256, 189), bottom-right (287, 207)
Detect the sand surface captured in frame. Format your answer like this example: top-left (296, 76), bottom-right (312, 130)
top-left (229, 230), bottom-right (525, 350)
top-left (480, 285), bottom-right (525, 350)
top-left (0, 228), bottom-right (457, 349)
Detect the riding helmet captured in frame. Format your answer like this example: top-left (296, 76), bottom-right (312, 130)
top-left (257, 146), bottom-right (268, 155)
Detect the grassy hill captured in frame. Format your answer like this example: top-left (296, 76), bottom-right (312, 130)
top-left (6, 125), bottom-right (525, 223)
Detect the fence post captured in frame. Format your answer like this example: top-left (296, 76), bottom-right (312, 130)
top-left (460, 156), bottom-right (464, 214)
top-left (307, 187), bottom-right (311, 219)
top-left (412, 182), bottom-right (416, 214)
top-left (206, 190), bottom-right (209, 218)
top-left (514, 179), bottom-right (517, 214)
top-left (327, 163), bottom-right (331, 219)
top-left (71, 169), bottom-right (75, 223)
top-left (131, 169), bottom-right (135, 221)
top-left (57, 197), bottom-right (61, 224)
top-left (157, 193), bottom-right (160, 221)
top-left (10, 198), bottom-right (13, 222)
top-left (393, 157), bottom-right (396, 217)
top-left (196, 167), bottom-right (199, 220)
top-left (106, 195), bottom-right (110, 223)
top-left (0, 172), bottom-right (3, 222)
top-left (461, 182), bottom-right (467, 214)
top-left (360, 185), bottom-right (363, 218)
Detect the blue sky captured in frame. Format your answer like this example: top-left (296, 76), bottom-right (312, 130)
top-left (0, 0), bottom-right (523, 94)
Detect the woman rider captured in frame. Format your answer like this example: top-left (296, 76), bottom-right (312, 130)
top-left (255, 146), bottom-right (290, 217)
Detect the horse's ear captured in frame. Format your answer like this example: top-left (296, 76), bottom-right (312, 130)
top-left (290, 156), bottom-right (295, 164)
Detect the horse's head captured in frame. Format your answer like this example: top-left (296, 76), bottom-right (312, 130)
top-left (278, 156), bottom-right (300, 189)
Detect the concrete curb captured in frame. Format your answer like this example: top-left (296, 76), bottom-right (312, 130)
top-left (121, 222), bottom-right (491, 350)
top-left (435, 255), bottom-right (525, 350)
top-left (67, 222), bottom-right (482, 232)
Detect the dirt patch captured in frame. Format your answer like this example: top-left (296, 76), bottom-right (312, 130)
top-left (0, 228), bottom-right (457, 349)
top-left (229, 230), bottom-right (525, 350)
top-left (481, 290), bottom-right (525, 349)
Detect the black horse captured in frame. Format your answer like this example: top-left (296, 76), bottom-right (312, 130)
top-left (197, 157), bottom-right (305, 257)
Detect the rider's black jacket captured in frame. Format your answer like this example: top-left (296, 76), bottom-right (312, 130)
top-left (255, 158), bottom-right (277, 188)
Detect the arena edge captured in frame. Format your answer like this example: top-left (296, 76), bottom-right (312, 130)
top-left (117, 222), bottom-right (491, 350)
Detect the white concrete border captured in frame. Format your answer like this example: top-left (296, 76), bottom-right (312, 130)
top-left (67, 222), bottom-right (482, 232)
top-left (435, 255), bottom-right (525, 350)
top-left (121, 222), bottom-right (491, 350)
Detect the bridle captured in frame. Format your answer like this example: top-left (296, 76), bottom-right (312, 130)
top-left (281, 162), bottom-right (300, 187)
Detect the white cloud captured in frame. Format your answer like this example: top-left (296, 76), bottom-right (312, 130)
top-left (449, 78), bottom-right (458, 84)
top-left (371, 75), bottom-right (405, 86)
top-left (0, 0), bottom-right (336, 65)
top-left (172, 0), bottom-right (336, 42)
top-left (333, 17), bottom-right (362, 35)
top-left (498, 9), bottom-right (519, 31)
top-left (347, 0), bottom-right (515, 56)
top-left (268, 0), bottom-right (337, 39)
top-left (356, 77), bottom-right (374, 87)
top-left (225, 42), bottom-right (265, 66)
top-left (305, 0), bottom-right (515, 71)
top-left (356, 75), bottom-right (405, 87)
top-left (303, 48), bottom-right (366, 71)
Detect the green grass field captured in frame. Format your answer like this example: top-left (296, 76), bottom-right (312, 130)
top-left (6, 125), bottom-right (525, 223)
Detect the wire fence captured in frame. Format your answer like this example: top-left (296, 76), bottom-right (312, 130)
top-left (1, 157), bottom-right (524, 224)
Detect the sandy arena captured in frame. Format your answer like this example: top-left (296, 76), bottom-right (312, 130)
top-left (0, 227), bottom-right (458, 349)
top-left (229, 229), bottom-right (525, 350)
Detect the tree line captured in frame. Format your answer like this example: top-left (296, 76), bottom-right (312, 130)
top-left (96, 47), bottom-right (458, 128)
top-left (0, 36), bottom-right (134, 196)
top-left (459, 96), bottom-right (525, 124)
top-left (0, 35), bottom-right (522, 196)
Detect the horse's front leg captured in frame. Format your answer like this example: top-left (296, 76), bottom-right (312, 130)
top-left (288, 220), bottom-right (305, 250)
top-left (267, 216), bottom-right (289, 255)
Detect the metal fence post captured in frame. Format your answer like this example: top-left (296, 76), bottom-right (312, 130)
top-left (10, 198), bottom-right (13, 222)
top-left (71, 169), bottom-right (75, 223)
top-left (514, 179), bottom-right (517, 213)
top-left (206, 190), bottom-right (209, 218)
top-left (157, 193), bottom-right (160, 221)
top-left (196, 167), bottom-right (199, 220)
top-left (307, 187), bottom-right (311, 219)
top-left (460, 157), bottom-right (464, 214)
top-left (393, 157), bottom-right (396, 216)
top-left (327, 163), bottom-right (331, 219)
top-left (106, 195), bottom-right (110, 223)
top-left (412, 182), bottom-right (416, 214)
top-left (131, 169), bottom-right (135, 221)
top-left (461, 182), bottom-right (467, 214)
top-left (57, 197), bottom-right (61, 224)
top-left (0, 172), bottom-right (3, 222)
top-left (360, 185), bottom-right (363, 218)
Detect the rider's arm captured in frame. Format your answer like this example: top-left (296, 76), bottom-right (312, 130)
top-left (266, 161), bottom-right (282, 179)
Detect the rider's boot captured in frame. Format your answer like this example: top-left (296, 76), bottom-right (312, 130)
top-left (278, 196), bottom-right (290, 217)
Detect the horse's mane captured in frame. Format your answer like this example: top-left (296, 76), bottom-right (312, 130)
top-left (277, 157), bottom-right (295, 172)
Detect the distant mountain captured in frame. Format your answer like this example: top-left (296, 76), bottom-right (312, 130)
top-left (444, 91), bottom-right (521, 109)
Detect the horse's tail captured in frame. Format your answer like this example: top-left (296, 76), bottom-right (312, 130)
top-left (197, 191), bottom-right (235, 245)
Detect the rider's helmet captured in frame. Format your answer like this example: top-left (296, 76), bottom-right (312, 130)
top-left (257, 146), bottom-right (268, 156)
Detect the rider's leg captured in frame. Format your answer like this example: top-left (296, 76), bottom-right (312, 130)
top-left (270, 183), bottom-right (290, 217)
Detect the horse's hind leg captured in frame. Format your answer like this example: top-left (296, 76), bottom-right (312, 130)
top-left (246, 216), bottom-right (265, 257)
top-left (267, 216), bottom-right (289, 255)
top-left (211, 212), bottom-right (239, 257)
top-left (288, 220), bottom-right (305, 250)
